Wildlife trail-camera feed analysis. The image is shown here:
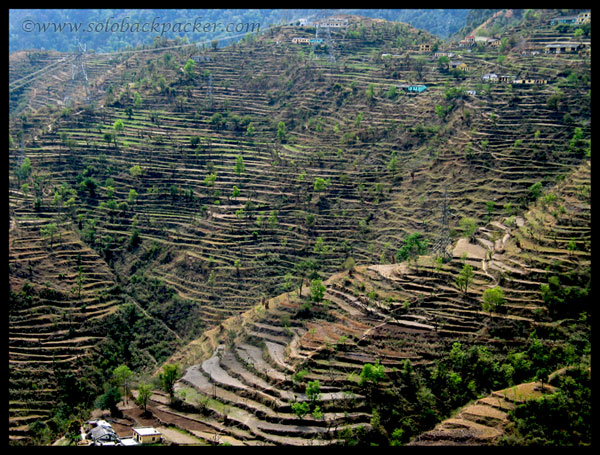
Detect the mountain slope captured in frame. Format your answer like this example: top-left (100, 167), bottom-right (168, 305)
top-left (9, 12), bottom-right (591, 445)
top-left (158, 159), bottom-right (589, 445)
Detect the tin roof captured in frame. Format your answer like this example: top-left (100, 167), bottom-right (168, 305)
top-left (133, 427), bottom-right (161, 436)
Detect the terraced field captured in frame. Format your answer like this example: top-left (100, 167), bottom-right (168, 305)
top-left (156, 158), bottom-right (589, 445)
top-left (9, 12), bottom-right (590, 445)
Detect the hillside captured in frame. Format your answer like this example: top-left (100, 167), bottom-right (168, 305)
top-left (9, 11), bottom-right (591, 445)
top-left (154, 158), bottom-right (590, 445)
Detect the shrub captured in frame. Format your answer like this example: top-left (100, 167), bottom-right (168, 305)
top-left (359, 360), bottom-right (385, 386)
top-left (309, 279), bottom-right (326, 303)
top-left (482, 286), bottom-right (505, 313)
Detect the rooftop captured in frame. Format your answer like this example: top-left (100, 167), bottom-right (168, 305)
top-left (133, 427), bottom-right (162, 436)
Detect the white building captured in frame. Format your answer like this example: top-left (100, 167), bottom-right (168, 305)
top-left (132, 427), bottom-right (162, 444)
top-left (315, 17), bottom-right (348, 28)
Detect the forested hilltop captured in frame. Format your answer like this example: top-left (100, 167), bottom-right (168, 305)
top-left (9, 9), bottom-right (590, 446)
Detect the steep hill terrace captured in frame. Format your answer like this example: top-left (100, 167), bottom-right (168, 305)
top-left (158, 158), bottom-right (588, 445)
top-left (10, 20), bottom-right (454, 332)
top-left (8, 15), bottom-right (590, 445)
top-left (8, 213), bottom-right (122, 444)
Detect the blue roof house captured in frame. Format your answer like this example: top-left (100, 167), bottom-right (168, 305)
top-left (407, 85), bottom-right (427, 93)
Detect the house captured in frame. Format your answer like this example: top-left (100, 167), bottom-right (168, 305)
top-left (459, 35), bottom-right (475, 46)
top-left (315, 17), bottom-right (348, 28)
top-left (132, 427), bottom-right (162, 444)
top-left (551, 15), bottom-right (579, 25)
top-left (482, 73), bottom-right (499, 82)
top-left (514, 78), bottom-right (548, 85)
top-left (544, 42), bottom-right (584, 54)
top-left (408, 84), bottom-right (427, 93)
top-left (466, 90), bottom-right (477, 96)
top-left (434, 51), bottom-right (455, 58)
top-left (190, 55), bottom-right (211, 63)
top-left (450, 61), bottom-right (468, 71)
top-left (88, 426), bottom-right (121, 446)
top-left (487, 38), bottom-right (502, 47)
top-left (292, 37), bottom-right (310, 44)
top-left (576, 11), bottom-right (591, 24)
top-left (398, 84), bottom-right (427, 93)
top-left (499, 75), bottom-right (515, 83)
top-left (419, 43), bottom-right (431, 53)
top-left (520, 49), bottom-right (540, 56)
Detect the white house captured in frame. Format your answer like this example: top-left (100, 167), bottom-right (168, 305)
top-left (132, 427), bottom-right (162, 444)
top-left (315, 17), bottom-right (348, 28)
top-left (482, 73), bottom-right (499, 82)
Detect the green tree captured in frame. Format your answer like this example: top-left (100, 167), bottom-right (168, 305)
top-left (128, 188), bottom-right (138, 204)
top-left (103, 132), bottom-right (114, 147)
top-left (485, 201), bottom-right (495, 218)
top-left (136, 383), bottom-right (153, 414)
top-left (306, 379), bottom-right (322, 404)
top-left (204, 172), bottom-right (217, 188)
top-left (159, 364), bottom-right (181, 401)
top-left (268, 210), bottom-right (278, 229)
top-left (95, 386), bottom-right (122, 416)
top-left (365, 83), bottom-right (375, 102)
top-left (128, 228), bottom-right (141, 250)
top-left (235, 155), bottom-right (245, 176)
top-left (277, 121), bottom-right (286, 142)
top-left (528, 181), bottom-right (543, 202)
top-left (16, 156), bottom-right (32, 182)
top-left (482, 286), bottom-right (505, 313)
top-left (75, 265), bottom-right (84, 299)
top-left (359, 360), bottom-right (385, 386)
top-left (309, 279), bottom-right (326, 303)
top-left (113, 365), bottom-right (133, 404)
top-left (313, 177), bottom-right (330, 192)
top-left (456, 263), bottom-right (474, 297)
top-left (284, 273), bottom-right (296, 301)
top-left (313, 237), bottom-right (329, 254)
top-left (437, 55), bottom-right (450, 70)
top-left (291, 400), bottom-right (310, 418)
top-left (184, 58), bottom-right (195, 79)
top-left (41, 222), bottom-right (58, 247)
top-left (133, 91), bottom-right (142, 109)
top-left (66, 419), bottom-right (82, 445)
top-left (130, 164), bottom-right (142, 178)
top-left (459, 217), bottom-right (478, 240)
top-left (395, 233), bottom-right (428, 265)
top-left (113, 119), bottom-right (124, 135)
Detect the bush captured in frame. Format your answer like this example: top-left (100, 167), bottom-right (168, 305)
top-left (482, 286), bottom-right (505, 313)
top-left (309, 279), bottom-right (326, 303)
top-left (359, 360), bottom-right (385, 386)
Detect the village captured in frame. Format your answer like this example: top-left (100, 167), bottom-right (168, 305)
top-left (287, 11), bottom-right (590, 97)
top-left (80, 419), bottom-right (161, 446)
